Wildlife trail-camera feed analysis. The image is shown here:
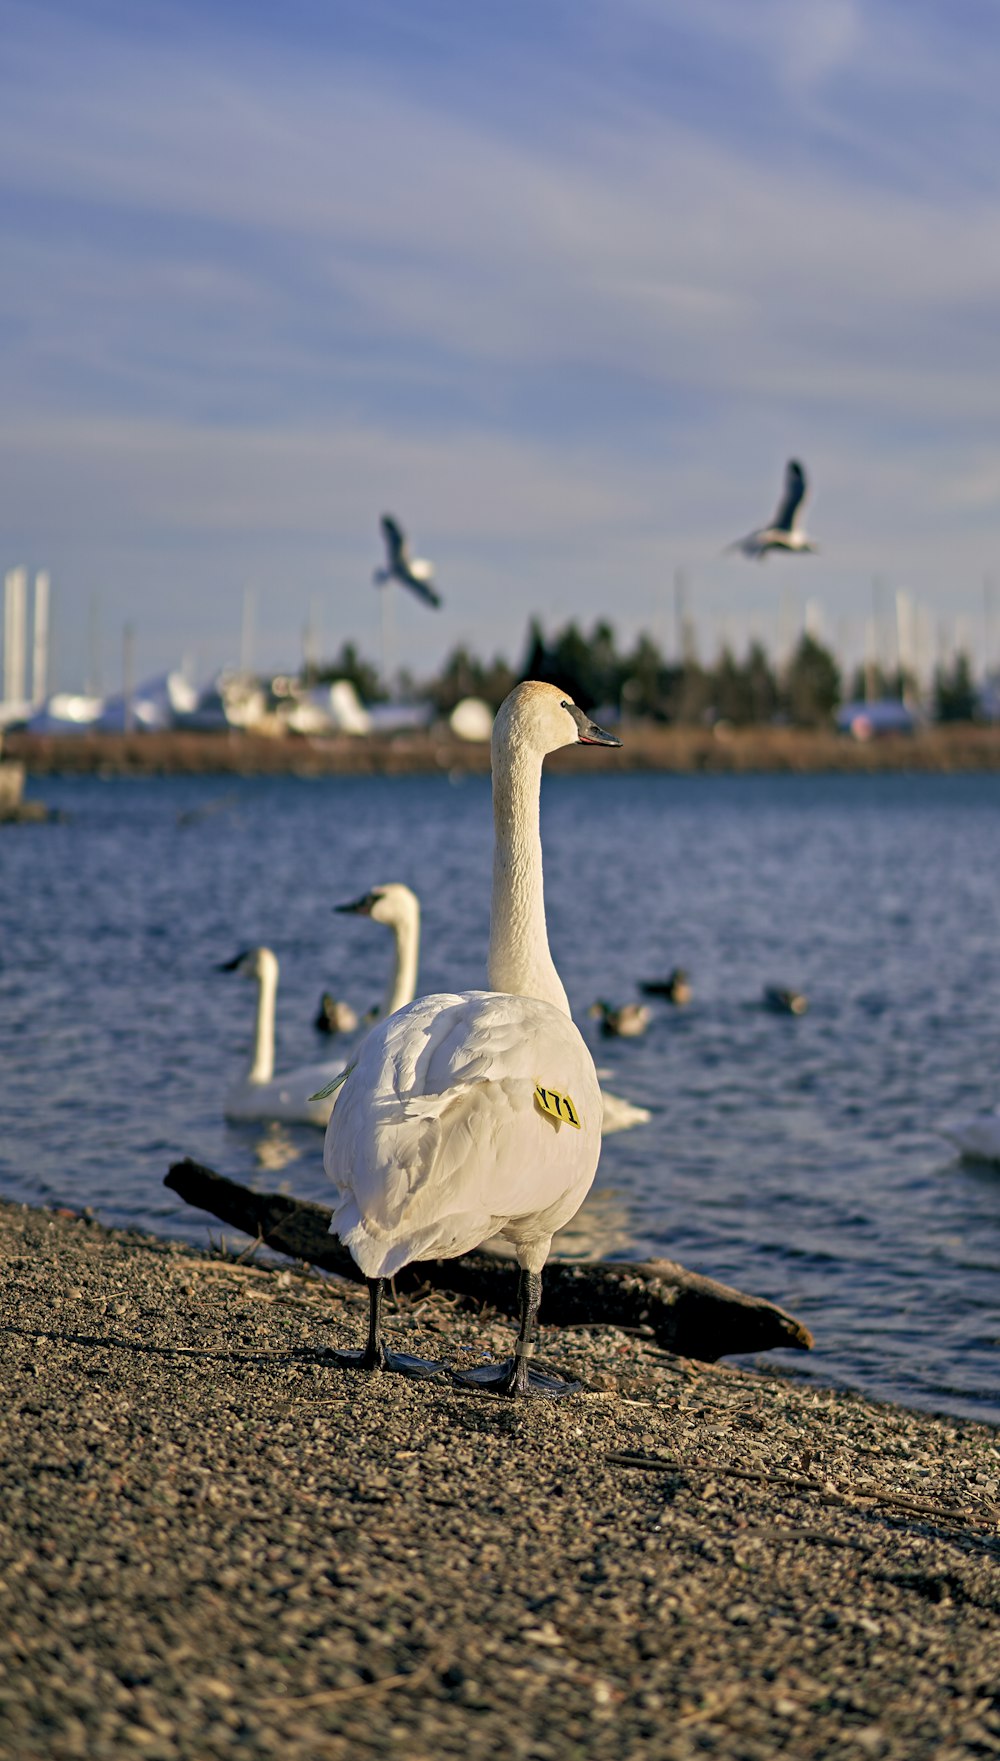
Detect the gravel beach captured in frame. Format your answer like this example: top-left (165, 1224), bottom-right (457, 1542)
top-left (1, 1199), bottom-right (997, 1761)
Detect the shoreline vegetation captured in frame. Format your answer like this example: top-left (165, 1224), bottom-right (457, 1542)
top-left (1, 1196), bottom-right (997, 1760)
top-left (8, 722), bottom-right (1000, 778)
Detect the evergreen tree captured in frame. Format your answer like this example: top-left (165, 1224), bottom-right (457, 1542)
top-left (783, 634), bottom-right (841, 725)
top-left (314, 642), bottom-right (384, 703)
top-left (428, 646), bottom-right (516, 713)
top-left (745, 641), bottom-right (779, 724)
top-left (516, 618), bottom-right (623, 711)
top-left (620, 632), bottom-right (669, 719)
top-left (519, 619), bottom-right (548, 683)
top-left (713, 647), bottom-right (752, 723)
top-left (934, 653), bottom-right (978, 722)
top-left (666, 659), bottom-right (714, 725)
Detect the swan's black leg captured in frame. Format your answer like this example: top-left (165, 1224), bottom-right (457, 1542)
top-left (332, 1277), bottom-right (444, 1380)
top-left (452, 1267), bottom-right (581, 1398)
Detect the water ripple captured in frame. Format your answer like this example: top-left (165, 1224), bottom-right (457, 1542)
top-left (1, 770), bottom-right (998, 1421)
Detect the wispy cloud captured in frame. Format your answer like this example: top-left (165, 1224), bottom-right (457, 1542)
top-left (1, 0), bottom-right (999, 680)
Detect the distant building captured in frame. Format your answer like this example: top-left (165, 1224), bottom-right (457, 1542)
top-left (836, 699), bottom-right (918, 739)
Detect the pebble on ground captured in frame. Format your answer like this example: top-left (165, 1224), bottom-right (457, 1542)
top-left (0, 1199), bottom-right (997, 1761)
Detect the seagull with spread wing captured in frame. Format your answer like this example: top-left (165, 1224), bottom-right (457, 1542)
top-left (727, 460), bottom-right (818, 560)
top-left (373, 514), bottom-right (442, 608)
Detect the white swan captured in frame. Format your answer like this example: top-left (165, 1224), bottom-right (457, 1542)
top-left (336, 883), bottom-right (646, 1135)
top-left (221, 887), bottom-right (422, 1128)
top-left (599, 1089), bottom-right (652, 1132)
top-left (220, 948), bottom-right (351, 1127)
top-left (324, 681), bottom-right (620, 1396)
top-left (939, 1110), bottom-right (1000, 1165)
top-left (334, 883), bottom-right (421, 1020)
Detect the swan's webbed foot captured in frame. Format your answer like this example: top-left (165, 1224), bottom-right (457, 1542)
top-left (331, 1277), bottom-right (446, 1380)
top-left (452, 1355), bottom-right (580, 1399)
top-left (332, 1344), bottom-right (445, 1379)
top-left (451, 1266), bottom-right (580, 1398)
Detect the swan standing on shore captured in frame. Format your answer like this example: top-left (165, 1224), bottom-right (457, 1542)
top-left (336, 881), bottom-right (647, 1134)
top-left (324, 682), bottom-right (620, 1396)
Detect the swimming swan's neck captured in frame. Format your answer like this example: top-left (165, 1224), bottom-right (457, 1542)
top-left (488, 742), bottom-right (570, 1015)
top-left (381, 909), bottom-right (420, 1018)
top-left (248, 957), bottom-right (277, 1084)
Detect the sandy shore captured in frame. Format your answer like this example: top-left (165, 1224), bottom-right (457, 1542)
top-left (1, 1199), bottom-right (997, 1760)
top-left (8, 722), bottom-right (1000, 777)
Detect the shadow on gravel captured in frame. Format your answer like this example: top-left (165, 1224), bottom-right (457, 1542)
top-left (1, 1322), bottom-right (346, 1371)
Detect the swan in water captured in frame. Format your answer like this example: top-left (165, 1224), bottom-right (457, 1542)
top-left (333, 884), bottom-right (421, 1021)
top-left (222, 890), bottom-right (422, 1128)
top-left (939, 1110), bottom-right (1000, 1165)
top-left (324, 681), bottom-right (620, 1396)
top-left (726, 459), bottom-right (818, 560)
top-left (598, 1088), bottom-right (651, 1131)
top-left (220, 948), bottom-right (350, 1127)
top-left (314, 884), bottom-right (420, 1032)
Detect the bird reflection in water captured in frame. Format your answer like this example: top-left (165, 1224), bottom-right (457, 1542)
top-left (253, 1124), bottom-right (302, 1172)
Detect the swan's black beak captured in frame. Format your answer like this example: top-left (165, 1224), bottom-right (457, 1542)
top-left (561, 701), bottom-right (621, 747)
top-left (218, 951), bottom-right (249, 971)
top-left (578, 716), bottom-right (621, 747)
top-left (335, 892), bottom-right (377, 916)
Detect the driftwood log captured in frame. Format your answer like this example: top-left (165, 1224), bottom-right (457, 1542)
top-left (165, 1159), bottom-right (813, 1362)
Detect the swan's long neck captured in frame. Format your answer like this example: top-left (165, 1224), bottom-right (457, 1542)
top-left (248, 957), bottom-right (277, 1084)
top-left (381, 907), bottom-right (420, 1017)
top-left (488, 741), bottom-right (570, 1015)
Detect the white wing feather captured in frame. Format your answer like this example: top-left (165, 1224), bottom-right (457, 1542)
top-left (324, 991), bottom-right (602, 1278)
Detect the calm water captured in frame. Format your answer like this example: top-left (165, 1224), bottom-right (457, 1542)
top-left (1, 769), bottom-right (998, 1423)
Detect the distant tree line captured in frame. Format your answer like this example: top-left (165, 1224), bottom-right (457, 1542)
top-left (311, 623), bottom-right (987, 726)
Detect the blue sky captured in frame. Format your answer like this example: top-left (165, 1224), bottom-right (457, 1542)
top-left (3, 0), bottom-right (1000, 689)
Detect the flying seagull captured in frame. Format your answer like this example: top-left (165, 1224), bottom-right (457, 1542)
top-left (373, 514), bottom-right (442, 608)
top-left (727, 460), bottom-right (818, 560)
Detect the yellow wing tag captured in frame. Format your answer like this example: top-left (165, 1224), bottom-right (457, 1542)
top-left (308, 1062), bottom-right (355, 1103)
top-left (534, 1083), bottom-right (582, 1129)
